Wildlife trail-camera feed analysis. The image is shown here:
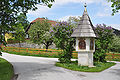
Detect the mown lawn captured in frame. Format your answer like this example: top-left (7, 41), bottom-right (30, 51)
top-left (2, 46), bottom-right (120, 61)
top-left (107, 59), bottom-right (120, 62)
top-left (2, 50), bottom-right (59, 58)
top-left (0, 57), bottom-right (14, 80)
top-left (55, 61), bottom-right (116, 72)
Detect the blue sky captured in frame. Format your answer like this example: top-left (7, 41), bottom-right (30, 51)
top-left (27, 0), bottom-right (120, 30)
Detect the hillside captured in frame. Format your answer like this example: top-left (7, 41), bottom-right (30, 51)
top-left (113, 28), bottom-right (120, 36)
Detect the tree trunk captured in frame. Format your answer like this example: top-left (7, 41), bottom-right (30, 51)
top-left (19, 41), bottom-right (21, 48)
top-left (46, 45), bottom-right (49, 52)
top-left (19, 41), bottom-right (21, 52)
top-left (45, 42), bottom-right (50, 52)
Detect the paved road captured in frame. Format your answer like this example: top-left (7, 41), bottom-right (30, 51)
top-left (1, 52), bottom-right (120, 80)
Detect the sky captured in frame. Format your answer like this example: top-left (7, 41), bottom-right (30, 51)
top-left (26, 0), bottom-right (120, 30)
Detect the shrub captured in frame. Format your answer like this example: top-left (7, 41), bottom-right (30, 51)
top-left (51, 22), bottom-right (75, 63)
top-left (7, 39), bottom-right (20, 44)
top-left (94, 24), bottom-right (114, 62)
top-left (109, 36), bottom-right (120, 53)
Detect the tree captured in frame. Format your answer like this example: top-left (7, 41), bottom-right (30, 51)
top-left (13, 23), bottom-right (25, 48)
top-left (67, 16), bottom-right (81, 28)
top-left (94, 24), bottom-right (114, 62)
top-left (51, 22), bottom-right (75, 63)
top-left (109, 36), bottom-right (120, 53)
top-left (0, 0), bottom-right (54, 28)
top-left (0, 26), bottom-right (6, 55)
top-left (68, 16), bottom-right (81, 24)
top-left (108, 0), bottom-right (120, 15)
top-left (28, 20), bottom-right (53, 50)
top-left (0, 0), bottom-right (54, 54)
top-left (0, 43), bottom-right (2, 56)
top-left (17, 13), bottom-right (29, 30)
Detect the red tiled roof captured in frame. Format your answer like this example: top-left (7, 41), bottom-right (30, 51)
top-left (31, 18), bottom-right (57, 25)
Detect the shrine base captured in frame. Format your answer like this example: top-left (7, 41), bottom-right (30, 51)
top-left (78, 51), bottom-right (94, 67)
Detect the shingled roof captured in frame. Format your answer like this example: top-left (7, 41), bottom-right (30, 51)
top-left (26, 18), bottom-right (57, 33)
top-left (31, 18), bottom-right (57, 25)
top-left (71, 5), bottom-right (96, 38)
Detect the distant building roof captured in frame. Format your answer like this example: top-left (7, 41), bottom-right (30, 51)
top-left (31, 18), bottom-right (57, 25)
top-left (26, 18), bottom-right (57, 33)
top-left (71, 5), bottom-right (96, 38)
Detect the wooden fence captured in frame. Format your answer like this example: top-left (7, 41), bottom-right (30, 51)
top-left (2, 46), bottom-right (78, 58)
top-left (2, 46), bottom-right (120, 59)
top-left (106, 53), bottom-right (120, 60)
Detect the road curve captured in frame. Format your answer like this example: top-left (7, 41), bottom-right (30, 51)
top-left (1, 52), bottom-right (120, 80)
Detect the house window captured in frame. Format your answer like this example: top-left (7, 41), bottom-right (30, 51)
top-left (78, 38), bottom-right (86, 49)
top-left (90, 39), bottom-right (94, 50)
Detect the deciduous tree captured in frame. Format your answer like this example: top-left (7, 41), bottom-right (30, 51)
top-left (67, 16), bottom-right (81, 28)
top-left (17, 13), bottom-right (29, 30)
top-left (108, 0), bottom-right (120, 15)
top-left (28, 20), bottom-right (53, 50)
top-left (13, 23), bottom-right (25, 48)
top-left (51, 22), bottom-right (75, 63)
top-left (0, 0), bottom-right (54, 53)
top-left (109, 36), bottom-right (120, 53)
top-left (94, 24), bottom-right (114, 62)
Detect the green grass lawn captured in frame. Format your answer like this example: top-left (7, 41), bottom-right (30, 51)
top-left (55, 61), bottom-right (116, 72)
top-left (107, 59), bottom-right (120, 62)
top-left (2, 50), bottom-right (59, 58)
top-left (0, 57), bottom-right (14, 80)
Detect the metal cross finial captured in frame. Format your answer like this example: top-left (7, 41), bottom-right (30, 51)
top-left (84, 3), bottom-right (87, 11)
top-left (84, 3), bottom-right (87, 8)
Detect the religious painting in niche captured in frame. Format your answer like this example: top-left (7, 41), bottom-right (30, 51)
top-left (78, 38), bottom-right (86, 49)
top-left (90, 39), bottom-right (94, 50)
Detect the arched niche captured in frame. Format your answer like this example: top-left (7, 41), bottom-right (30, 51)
top-left (90, 39), bottom-right (94, 50)
top-left (78, 38), bottom-right (86, 49)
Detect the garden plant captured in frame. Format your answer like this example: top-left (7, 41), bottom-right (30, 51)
top-left (51, 21), bottom-right (75, 63)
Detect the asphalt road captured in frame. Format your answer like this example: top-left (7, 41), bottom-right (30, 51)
top-left (1, 52), bottom-right (120, 80)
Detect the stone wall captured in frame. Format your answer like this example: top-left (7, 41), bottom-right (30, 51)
top-left (7, 42), bottom-right (57, 49)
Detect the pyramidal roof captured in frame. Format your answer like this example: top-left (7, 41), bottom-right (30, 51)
top-left (71, 4), bottom-right (96, 38)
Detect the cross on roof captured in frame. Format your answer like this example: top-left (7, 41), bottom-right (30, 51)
top-left (71, 4), bottom-right (96, 38)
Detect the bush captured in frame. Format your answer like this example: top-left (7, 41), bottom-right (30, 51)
top-left (94, 49), bottom-right (106, 62)
top-left (94, 24), bottom-right (114, 62)
top-left (7, 39), bottom-right (20, 44)
top-left (51, 22), bottom-right (75, 63)
top-left (58, 50), bottom-right (72, 63)
top-left (109, 36), bottom-right (120, 53)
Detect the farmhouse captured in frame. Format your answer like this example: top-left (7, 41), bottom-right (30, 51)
top-left (25, 18), bottom-right (57, 39)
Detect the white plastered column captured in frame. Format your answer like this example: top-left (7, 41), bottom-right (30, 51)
top-left (77, 38), bottom-right (95, 67)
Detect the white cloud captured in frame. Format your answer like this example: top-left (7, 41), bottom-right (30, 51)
top-left (91, 0), bottom-right (113, 18)
top-left (58, 15), bottom-right (81, 21)
top-left (95, 3), bottom-right (112, 17)
top-left (58, 15), bottom-right (70, 21)
top-left (101, 0), bottom-right (112, 7)
top-left (96, 12), bottom-right (111, 17)
top-left (27, 0), bottom-right (93, 17)
top-left (27, 5), bottom-right (52, 19)
top-left (53, 0), bottom-right (100, 5)
top-left (27, 0), bottom-right (107, 20)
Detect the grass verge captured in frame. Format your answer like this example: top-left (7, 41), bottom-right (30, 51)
top-left (0, 57), bottom-right (14, 80)
top-left (2, 50), bottom-right (59, 58)
top-left (55, 61), bottom-right (116, 72)
top-left (107, 59), bottom-right (120, 62)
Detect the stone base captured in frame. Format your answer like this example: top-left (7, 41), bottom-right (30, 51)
top-left (78, 51), bottom-right (94, 67)
top-left (89, 65), bottom-right (96, 67)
